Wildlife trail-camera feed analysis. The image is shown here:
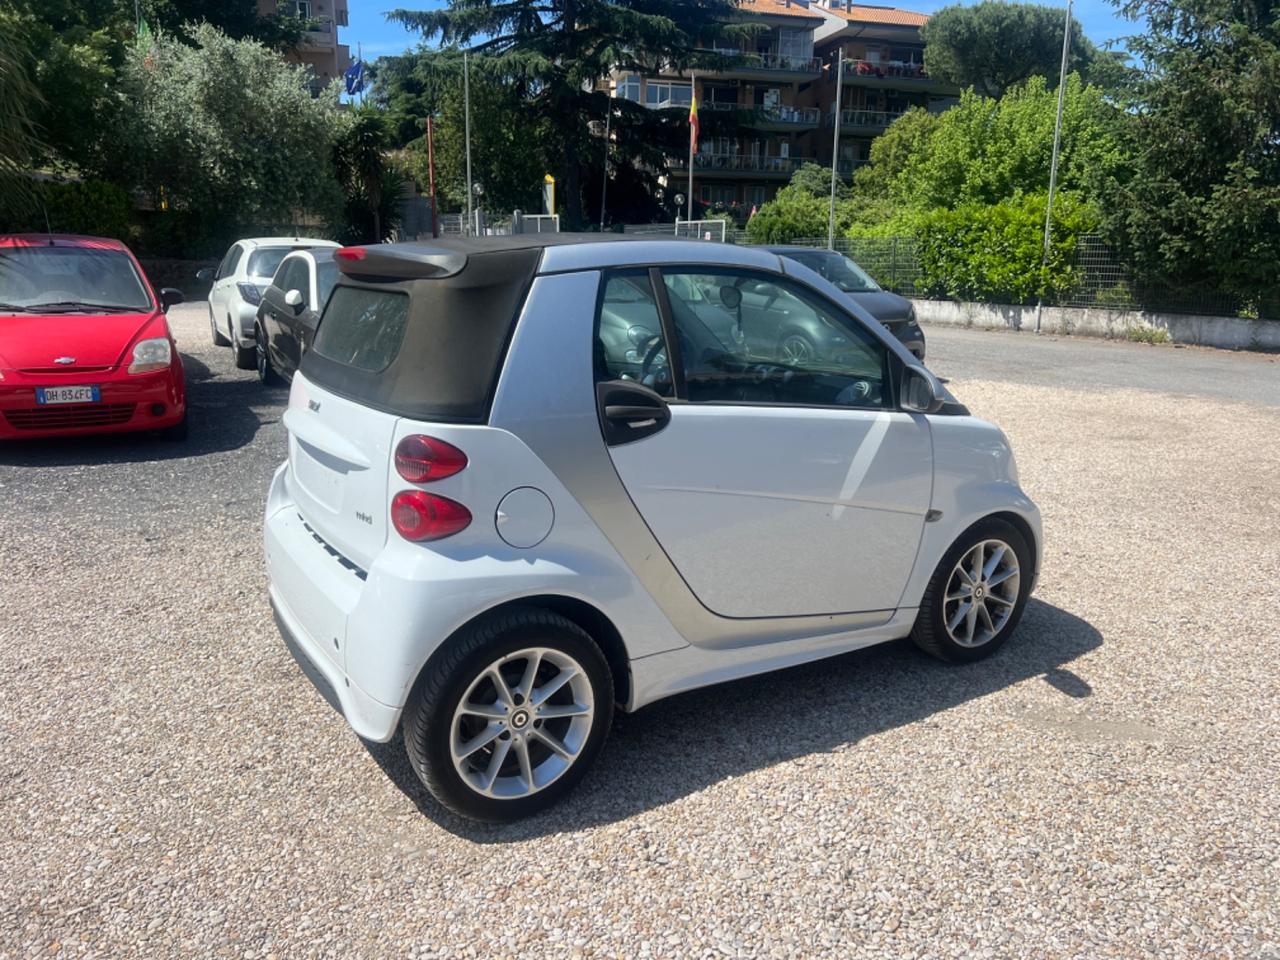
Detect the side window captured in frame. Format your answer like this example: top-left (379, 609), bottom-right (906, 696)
top-left (593, 271), bottom-right (673, 397)
top-left (659, 269), bottom-right (890, 409)
top-left (217, 244), bottom-right (242, 280)
top-left (278, 258), bottom-right (309, 304)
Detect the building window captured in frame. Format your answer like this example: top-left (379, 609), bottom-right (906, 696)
top-left (335, 5), bottom-right (348, 26)
top-left (288, 0), bottom-right (314, 17)
top-left (617, 75), bottom-right (641, 103)
top-left (645, 80), bottom-right (692, 109)
top-left (778, 28), bottom-right (814, 62)
top-left (745, 186), bottom-right (767, 208)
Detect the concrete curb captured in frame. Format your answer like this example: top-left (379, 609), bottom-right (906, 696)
top-left (909, 299), bottom-right (1280, 353)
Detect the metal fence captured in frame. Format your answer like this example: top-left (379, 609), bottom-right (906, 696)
top-left (791, 235), bottom-right (1272, 319)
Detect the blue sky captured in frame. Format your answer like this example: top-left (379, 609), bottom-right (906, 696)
top-left (344, 0), bottom-right (1139, 63)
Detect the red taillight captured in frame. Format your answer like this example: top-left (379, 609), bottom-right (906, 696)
top-left (336, 247), bottom-right (367, 261)
top-left (394, 435), bottom-right (468, 482)
top-left (391, 491), bottom-right (471, 542)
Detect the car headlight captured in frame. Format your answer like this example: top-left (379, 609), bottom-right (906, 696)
top-left (128, 337), bottom-right (171, 374)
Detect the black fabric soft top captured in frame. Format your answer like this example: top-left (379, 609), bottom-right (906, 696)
top-left (300, 244), bottom-right (548, 423)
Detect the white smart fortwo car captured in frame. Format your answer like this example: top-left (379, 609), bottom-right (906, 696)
top-left (264, 236), bottom-right (1041, 822)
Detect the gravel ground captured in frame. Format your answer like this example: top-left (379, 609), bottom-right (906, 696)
top-left (1, 303), bottom-right (1276, 959)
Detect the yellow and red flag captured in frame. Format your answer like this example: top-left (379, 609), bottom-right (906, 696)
top-left (689, 87), bottom-right (699, 152)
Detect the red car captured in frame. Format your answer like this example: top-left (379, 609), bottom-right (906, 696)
top-left (0, 234), bottom-right (188, 441)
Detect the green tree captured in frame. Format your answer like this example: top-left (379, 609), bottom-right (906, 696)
top-left (921, 1), bottom-right (1097, 98)
top-left (116, 24), bottom-right (347, 253)
top-left (1097, 0), bottom-right (1280, 306)
top-left (389, 0), bottom-right (752, 228)
top-left (0, 19), bottom-right (45, 219)
top-left (745, 184), bottom-right (852, 244)
top-left (786, 161), bottom-right (848, 200)
top-left (333, 107), bottom-right (405, 243)
top-left (868, 76), bottom-right (1124, 212)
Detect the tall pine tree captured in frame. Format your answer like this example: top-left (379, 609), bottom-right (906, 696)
top-left (389, 0), bottom-right (752, 227)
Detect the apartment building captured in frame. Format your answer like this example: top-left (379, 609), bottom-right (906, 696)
top-left (813, 2), bottom-right (960, 175)
top-left (608, 0), bottom-right (957, 213)
top-left (258, 0), bottom-right (353, 91)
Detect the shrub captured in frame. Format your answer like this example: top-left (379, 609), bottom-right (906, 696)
top-left (1, 180), bottom-right (134, 240)
top-left (746, 185), bottom-right (845, 244)
top-left (913, 192), bottom-right (1097, 304)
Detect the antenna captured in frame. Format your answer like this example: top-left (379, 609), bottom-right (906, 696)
top-left (41, 199), bottom-right (53, 244)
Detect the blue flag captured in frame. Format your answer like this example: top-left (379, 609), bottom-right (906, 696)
top-left (344, 60), bottom-right (366, 95)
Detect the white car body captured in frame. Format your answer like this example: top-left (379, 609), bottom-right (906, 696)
top-left (265, 239), bottom-right (1041, 753)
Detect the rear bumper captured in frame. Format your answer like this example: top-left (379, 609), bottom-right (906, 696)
top-left (269, 583), bottom-right (400, 742)
top-left (0, 365), bottom-right (185, 439)
top-left (264, 463), bottom-right (401, 741)
top-left (233, 299), bottom-right (260, 345)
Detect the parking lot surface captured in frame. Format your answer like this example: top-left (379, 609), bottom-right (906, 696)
top-left (2, 303), bottom-right (1277, 958)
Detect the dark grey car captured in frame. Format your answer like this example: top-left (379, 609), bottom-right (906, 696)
top-left (767, 246), bottom-right (925, 360)
top-left (255, 249), bottom-right (340, 383)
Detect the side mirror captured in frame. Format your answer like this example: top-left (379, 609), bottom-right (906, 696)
top-left (284, 289), bottom-right (305, 312)
top-left (159, 288), bottom-right (185, 312)
top-left (195, 268), bottom-right (214, 282)
top-left (901, 365), bottom-right (945, 414)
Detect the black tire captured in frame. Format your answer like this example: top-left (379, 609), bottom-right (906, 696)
top-left (210, 310), bottom-right (229, 347)
top-left (255, 324), bottom-right (281, 385)
top-left (403, 606), bottom-right (614, 822)
top-left (232, 335), bottom-right (255, 370)
top-left (911, 517), bottom-right (1032, 663)
top-left (159, 412), bottom-right (188, 442)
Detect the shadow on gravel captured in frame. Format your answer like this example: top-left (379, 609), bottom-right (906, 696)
top-left (0, 351), bottom-right (286, 467)
top-left (365, 597), bottom-right (1102, 841)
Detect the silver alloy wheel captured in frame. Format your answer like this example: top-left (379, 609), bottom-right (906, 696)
top-left (450, 647), bottom-right (595, 800)
top-left (779, 334), bottom-right (814, 364)
top-left (943, 539), bottom-right (1021, 648)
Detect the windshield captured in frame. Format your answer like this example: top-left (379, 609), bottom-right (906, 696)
top-left (247, 247), bottom-right (293, 280)
top-left (784, 250), bottom-right (881, 293)
top-left (0, 245), bottom-right (153, 311)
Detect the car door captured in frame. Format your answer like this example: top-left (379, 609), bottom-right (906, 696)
top-left (595, 267), bottom-right (933, 619)
top-left (299, 257), bottom-right (337, 362)
top-left (270, 256), bottom-right (310, 377)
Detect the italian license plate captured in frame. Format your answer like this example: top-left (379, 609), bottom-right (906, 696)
top-left (36, 385), bottom-right (100, 405)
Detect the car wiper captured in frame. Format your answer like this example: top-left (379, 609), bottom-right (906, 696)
top-left (0, 302), bottom-right (34, 312)
top-left (24, 301), bottom-right (140, 313)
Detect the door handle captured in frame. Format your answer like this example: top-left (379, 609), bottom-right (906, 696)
top-left (596, 380), bottom-right (671, 446)
top-left (604, 404), bottom-right (663, 422)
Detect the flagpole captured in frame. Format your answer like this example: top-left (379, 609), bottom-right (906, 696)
top-left (827, 47), bottom-right (844, 250)
top-left (1035, 0), bottom-right (1072, 334)
top-left (427, 115), bottom-right (439, 239)
top-left (600, 85), bottom-right (612, 229)
top-left (687, 72), bottom-right (695, 225)
top-left (357, 42), bottom-right (363, 106)
top-left (464, 51), bottom-right (474, 235)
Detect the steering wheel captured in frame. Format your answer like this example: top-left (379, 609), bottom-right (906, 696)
top-left (639, 334), bottom-right (668, 381)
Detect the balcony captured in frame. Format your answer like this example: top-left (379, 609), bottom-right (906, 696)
top-left (301, 18), bottom-right (336, 48)
top-left (704, 102), bottom-right (821, 131)
top-left (671, 152), bottom-right (811, 178)
top-left (690, 49), bottom-right (823, 81)
top-left (829, 108), bottom-right (906, 133)
top-left (842, 59), bottom-right (956, 93)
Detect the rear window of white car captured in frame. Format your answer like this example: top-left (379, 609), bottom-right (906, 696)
top-left (312, 287), bottom-right (409, 372)
top-left (247, 247), bottom-right (293, 279)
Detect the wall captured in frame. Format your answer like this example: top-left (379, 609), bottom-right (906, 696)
top-left (910, 299), bottom-right (1280, 352)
